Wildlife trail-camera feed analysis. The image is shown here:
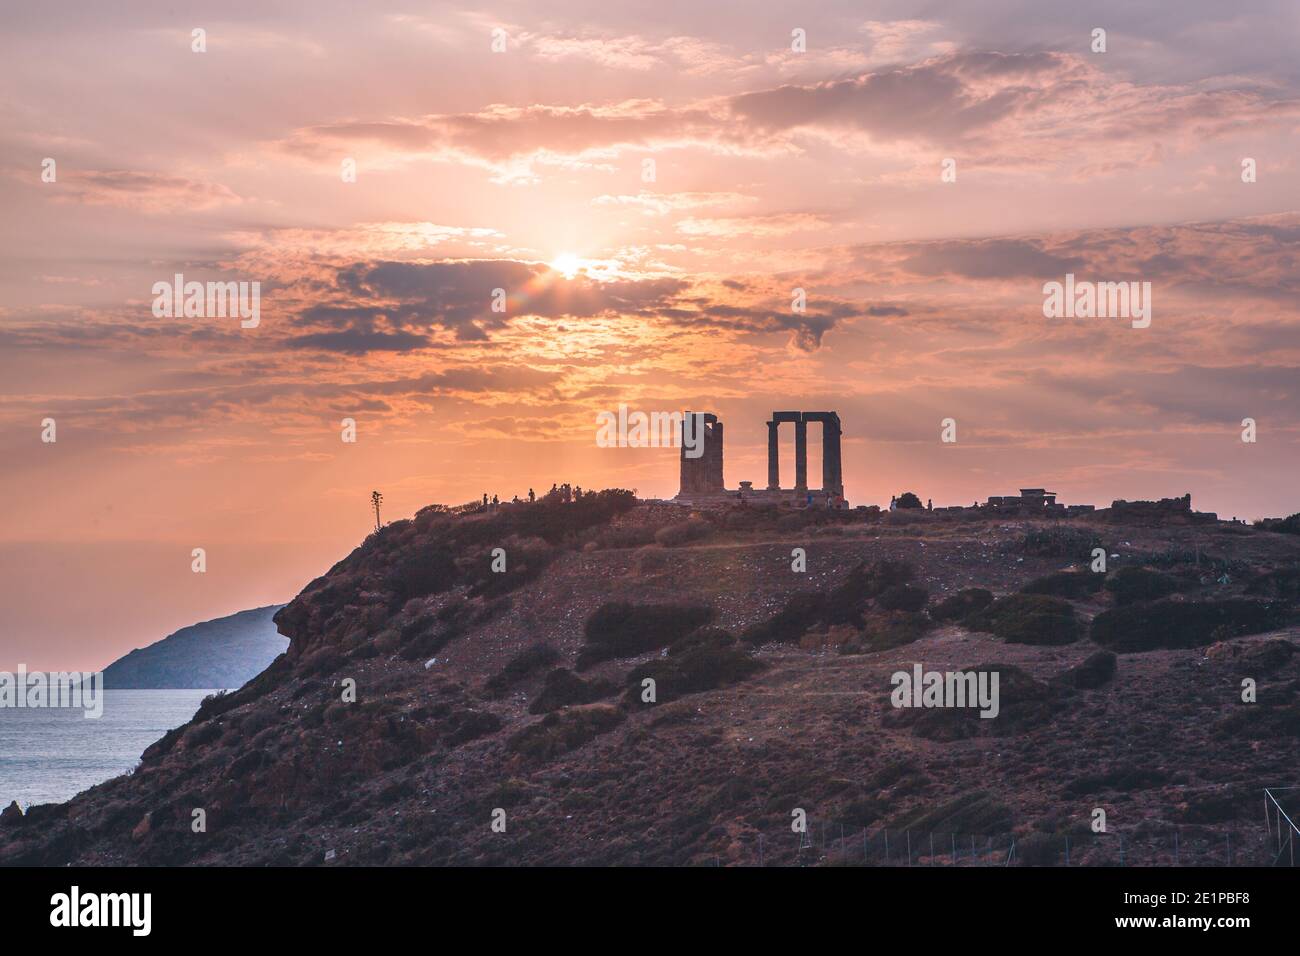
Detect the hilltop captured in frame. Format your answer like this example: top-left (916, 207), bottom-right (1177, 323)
top-left (2, 494), bottom-right (1298, 866)
top-left (102, 606), bottom-right (288, 690)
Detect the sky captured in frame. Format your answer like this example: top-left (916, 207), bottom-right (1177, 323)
top-left (1, 1), bottom-right (1299, 669)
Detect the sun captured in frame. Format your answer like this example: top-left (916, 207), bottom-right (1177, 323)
top-left (550, 252), bottom-right (581, 279)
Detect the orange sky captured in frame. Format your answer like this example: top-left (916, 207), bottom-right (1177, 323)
top-left (2, 1), bottom-right (1299, 669)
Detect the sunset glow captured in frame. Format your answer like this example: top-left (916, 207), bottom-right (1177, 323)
top-left (1, 2), bottom-right (1298, 671)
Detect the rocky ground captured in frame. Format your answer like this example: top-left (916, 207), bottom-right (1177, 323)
top-left (3, 494), bottom-right (1298, 866)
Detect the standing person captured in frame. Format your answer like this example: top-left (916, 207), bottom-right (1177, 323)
top-left (889, 495), bottom-right (898, 512)
top-left (528, 488), bottom-right (535, 503)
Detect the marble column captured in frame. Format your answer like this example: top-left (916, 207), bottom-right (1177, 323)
top-left (794, 419), bottom-right (808, 491)
top-left (767, 421), bottom-right (780, 489)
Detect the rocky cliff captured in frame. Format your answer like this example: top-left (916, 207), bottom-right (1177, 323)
top-left (2, 495), bottom-right (1298, 866)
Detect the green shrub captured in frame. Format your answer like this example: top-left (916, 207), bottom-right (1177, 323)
top-left (1091, 599), bottom-right (1288, 652)
top-left (742, 560), bottom-right (917, 645)
top-left (1245, 567), bottom-right (1300, 601)
top-left (1103, 566), bottom-right (1183, 605)
top-left (1063, 765), bottom-right (1167, 798)
top-left (1255, 513), bottom-right (1300, 536)
top-left (840, 613), bottom-right (933, 654)
top-left (654, 519), bottom-right (712, 547)
top-left (506, 705), bottom-right (625, 760)
top-left (667, 626), bottom-right (736, 655)
top-left (877, 584), bottom-right (929, 613)
top-left (1021, 571), bottom-right (1104, 600)
top-left (440, 709), bottom-right (502, 746)
top-left (1019, 527), bottom-right (1101, 558)
top-left (890, 790), bottom-right (1013, 834)
top-left (741, 593), bottom-right (827, 646)
top-left (965, 594), bottom-right (1081, 645)
top-left (484, 643), bottom-right (561, 696)
top-left (467, 544), bottom-right (556, 599)
top-left (624, 639), bottom-right (765, 704)
top-left (387, 544), bottom-right (459, 603)
top-left (1055, 651), bottom-right (1116, 689)
top-left (929, 588), bottom-right (994, 622)
top-left (578, 602), bottom-right (716, 669)
top-left (529, 668), bottom-right (618, 714)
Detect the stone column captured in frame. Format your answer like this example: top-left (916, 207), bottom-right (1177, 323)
top-left (823, 414), bottom-right (843, 496)
top-left (708, 420), bottom-right (724, 491)
top-left (766, 421), bottom-right (780, 489)
top-left (794, 419), bottom-right (808, 490)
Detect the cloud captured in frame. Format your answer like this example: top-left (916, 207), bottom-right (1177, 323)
top-left (279, 50), bottom-right (1300, 182)
top-left (677, 212), bottom-right (830, 238)
top-left (49, 170), bottom-right (241, 212)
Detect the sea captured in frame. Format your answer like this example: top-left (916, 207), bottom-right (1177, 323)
top-left (0, 689), bottom-right (217, 808)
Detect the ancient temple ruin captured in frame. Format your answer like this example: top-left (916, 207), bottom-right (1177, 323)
top-left (676, 412), bottom-right (725, 495)
top-left (674, 410), bottom-right (847, 508)
top-left (767, 411), bottom-right (843, 498)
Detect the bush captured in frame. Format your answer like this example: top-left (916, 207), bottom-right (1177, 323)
top-left (529, 669), bottom-right (618, 714)
top-left (506, 705), bottom-right (625, 760)
top-left (882, 663), bottom-right (1056, 739)
top-left (654, 519), bottom-right (713, 547)
top-left (441, 709), bottom-right (502, 746)
top-left (1055, 651), bottom-right (1117, 689)
top-left (577, 602), bottom-right (716, 669)
top-left (1021, 571), bottom-right (1104, 600)
top-left (1091, 599), bottom-right (1288, 652)
top-left (1018, 527), bottom-right (1101, 558)
top-left (625, 637), bottom-right (765, 705)
top-left (742, 560), bottom-right (917, 646)
top-left (467, 544), bottom-right (556, 599)
top-left (1063, 765), bottom-right (1167, 798)
top-left (1103, 566), bottom-right (1183, 605)
top-left (876, 584), bottom-right (929, 613)
top-left (484, 643), bottom-right (561, 696)
top-left (929, 588), bottom-right (994, 622)
top-left (890, 791), bottom-right (1013, 834)
top-left (895, 492), bottom-right (923, 509)
top-left (668, 626), bottom-right (736, 655)
top-left (965, 594), bottom-right (1081, 645)
top-left (387, 544), bottom-right (459, 603)
top-left (839, 612), bottom-right (933, 654)
top-left (1244, 567), bottom-right (1300, 601)
top-left (1255, 512), bottom-right (1300, 536)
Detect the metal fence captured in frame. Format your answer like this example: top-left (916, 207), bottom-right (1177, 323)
top-left (744, 818), bottom-right (1269, 868)
top-left (1264, 788), bottom-right (1299, 866)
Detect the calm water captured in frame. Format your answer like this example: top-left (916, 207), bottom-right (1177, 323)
top-left (0, 689), bottom-right (216, 808)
